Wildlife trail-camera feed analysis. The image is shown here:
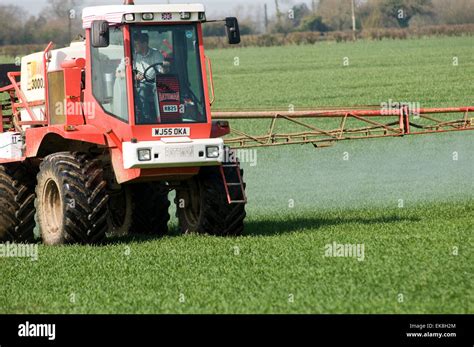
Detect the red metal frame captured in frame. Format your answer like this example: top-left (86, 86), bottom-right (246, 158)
top-left (3, 72), bottom-right (47, 129)
top-left (123, 25), bottom-right (136, 127)
top-left (197, 23), bottom-right (213, 128)
top-left (0, 42), bottom-right (53, 129)
top-left (0, 96), bottom-right (3, 133)
top-left (214, 107), bottom-right (474, 148)
top-left (62, 57), bottom-right (86, 126)
top-left (0, 87), bottom-right (15, 133)
top-left (43, 42), bottom-right (53, 125)
top-left (220, 162), bottom-right (247, 204)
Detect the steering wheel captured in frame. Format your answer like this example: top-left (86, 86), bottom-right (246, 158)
top-left (142, 62), bottom-right (164, 83)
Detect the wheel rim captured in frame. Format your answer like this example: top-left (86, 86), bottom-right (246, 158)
top-left (42, 178), bottom-right (63, 233)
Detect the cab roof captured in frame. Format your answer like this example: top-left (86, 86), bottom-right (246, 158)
top-left (82, 4), bottom-right (206, 29)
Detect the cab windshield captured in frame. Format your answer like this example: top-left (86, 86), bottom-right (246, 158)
top-left (130, 24), bottom-right (207, 125)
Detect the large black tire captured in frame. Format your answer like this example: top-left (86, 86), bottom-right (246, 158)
top-left (35, 152), bottom-right (108, 245)
top-left (175, 166), bottom-right (246, 236)
top-left (129, 183), bottom-right (170, 235)
top-left (107, 185), bottom-right (133, 237)
top-left (0, 164), bottom-right (36, 242)
top-left (106, 183), bottom-right (170, 236)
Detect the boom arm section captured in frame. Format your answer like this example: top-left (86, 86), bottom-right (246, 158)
top-left (214, 107), bottom-right (474, 149)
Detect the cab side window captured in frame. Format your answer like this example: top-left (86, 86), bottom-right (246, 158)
top-left (91, 27), bottom-right (129, 122)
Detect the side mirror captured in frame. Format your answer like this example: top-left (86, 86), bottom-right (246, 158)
top-left (91, 20), bottom-right (110, 48)
top-left (225, 17), bottom-right (241, 45)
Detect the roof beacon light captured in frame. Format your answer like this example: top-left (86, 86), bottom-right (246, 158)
top-left (142, 13), bottom-right (154, 20)
top-left (180, 12), bottom-right (191, 20)
top-left (124, 13), bottom-right (135, 21)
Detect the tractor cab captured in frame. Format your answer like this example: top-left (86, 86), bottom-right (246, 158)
top-left (81, 3), bottom-right (240, 171)
top-left (87, 13), bottom-right (207, 126)
top-left (82, 4), bottom-right (239, 127)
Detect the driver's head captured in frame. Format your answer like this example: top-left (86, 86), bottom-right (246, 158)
top-left (134, 33), bottom-right (149, 55)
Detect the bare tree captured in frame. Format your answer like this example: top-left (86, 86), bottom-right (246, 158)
top-left (0, 5), bottom-right (25, 45)
top-left (381, 0), bottom-right (433, 28)
top-left (42, 0), bottom-right (84, 43)
top-left (44, 0), bottom-right (83, 19)
top-left (317, 0), bottom-right (354, 31)
top-left (432, 0), bottom-right (474, 25)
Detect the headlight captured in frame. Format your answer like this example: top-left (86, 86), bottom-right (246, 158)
top-left (138, 149), bottom-right (151, 161)
top-left (206, 146), bottom-right (220, 158)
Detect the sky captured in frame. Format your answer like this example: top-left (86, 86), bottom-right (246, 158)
top-left (0, 0), bottom-right (315, 17)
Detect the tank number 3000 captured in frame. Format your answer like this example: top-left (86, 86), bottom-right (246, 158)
top-left (28, 78), bottom-right (44, 91)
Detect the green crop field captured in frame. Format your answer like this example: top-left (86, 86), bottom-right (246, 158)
top-left (0, 37), bottom-right (473, 314)
top-left (0, 56), bottom-right (13, 64)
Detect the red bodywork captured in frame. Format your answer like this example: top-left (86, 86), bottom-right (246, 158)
top-left (0, 23), bottom-right (216, 183)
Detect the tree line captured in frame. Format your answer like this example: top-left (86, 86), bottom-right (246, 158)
top-left (1, 0), bottom-right (474, 46)
top-left (0, 0), bottom-right (83, 46)
top-left (205, 0), bottom-right (474, 36)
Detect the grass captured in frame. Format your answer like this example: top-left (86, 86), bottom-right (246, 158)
top-left (1, 201), bottom-right (472, 314)
top-left (208, 36), bottom-right (474, 110)
top-left (207, 36), bottom-right (474, 136)
top-left (0, 55), bottom-right (15, 64)
top-left (0, 36), bottom-right (473, 313)
top-left (0, 56), bottom-right (14, 64)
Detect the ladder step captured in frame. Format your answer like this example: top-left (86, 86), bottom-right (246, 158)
top-left (219, 164), bottom-right (247, 205)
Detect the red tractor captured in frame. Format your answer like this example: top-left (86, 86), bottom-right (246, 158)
top-left (0, 2), bottom-right (246, 244)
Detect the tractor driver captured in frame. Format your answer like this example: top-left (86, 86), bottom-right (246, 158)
top-left (132, 33), bottom-right (169, 81)
top-left (116, 33), bottom-right (170, 124)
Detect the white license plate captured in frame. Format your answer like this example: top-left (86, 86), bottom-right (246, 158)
top-left (153, 127), bottom-right (190, 137)
top-left (163, 105), bottom-right (178, 113)
top-left (165, 146), bottom-right (194, 158)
